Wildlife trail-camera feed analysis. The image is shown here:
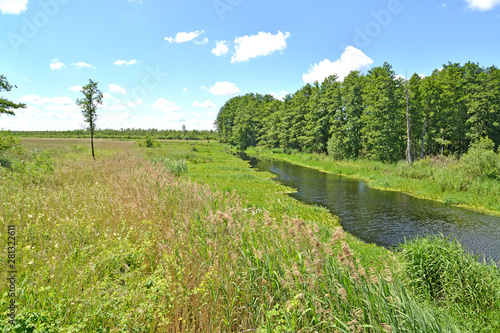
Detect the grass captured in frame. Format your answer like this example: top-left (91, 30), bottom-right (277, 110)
top-left (0, 138), bottom-right (497, 332)
top-left (246, 147), bottom-right (500, 216)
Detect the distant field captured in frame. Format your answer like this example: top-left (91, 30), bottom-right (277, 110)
top-left (20, 137), bottom-right (137, 150)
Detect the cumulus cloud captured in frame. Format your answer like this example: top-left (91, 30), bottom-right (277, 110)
top-left (69, 86), bottom-right (82, 92)
top-left (109, 84), bottom-right (127, 95)
top-left (464, 0), bottom-right (500, 11)
top-left (270, 91), bottom-right (289, 101)
top-left (4, 94), bottom-right (82, 130)
top-left (165, 30), bottom-right (206, 44)
top-left (208, 81), bottom-right (240, 96)
top-left (0, 0), bottom-right (28, 14)
top-left (114, 59), bottom-right (139, 66)
top-left (212, 41), bottom-right (229, 56)
top-left (152, 98), bottom-right (182, 113)
top-left (231, 31), bottom-right (291, 63)
top-left (72, 62), bottom-right (96, 69)
top-left (302, 46), bottom-right (373, 83)
top-left (192, 99), bottom-right (216, 110)
top-left (127, 99), bottom-right (143, 108)
top-left (50, 59), bottom-right (66, 70)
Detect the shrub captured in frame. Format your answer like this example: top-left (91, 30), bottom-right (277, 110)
top-left (138, 136), bottom-right (160, 148)
top-left (0, 131), bottom-right (20, 152)
top-left (459, 137), bottom-right (500, 180)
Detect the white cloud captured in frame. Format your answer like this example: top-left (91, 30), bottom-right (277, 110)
top-left (212, 41), bottom-right (229, 56)
top-left (208, 81), bottom-right (240, 96)
top-left (50, 59), bottom-right (66, 70)
top-left (127, 99), bottom-right (143, 108)
top-left (465, 0), bottom-right (500, 11)
top-left (152, 98), bottom-right (182, 113)
top-left (128, 0), bottom-right (143, 4)
top-left (72, 62), bottom-right (96, 69)
top-left (110, 104), bottom-right (127, 111)
top-left (192, 99), bottom-right (216, 110)
top-left (302, 46), bottom-right (373, 83)
top-left (270, 91), bottom-right (289, 101)
top-left (231, 31), bottom-right (291, 63)
top-left (0, 0), bottom-right (28, 14)
top-left (4, 94), bottom-right (82, 130)
top-left (103, 93), bottom-right (118, 101)
top-left (109, 84), bottom-right (127, 95)
top-left (114, 59), bottom-right (139, 66)
top-left (183, 88), bottom-right (189, 92)
top-left (18, 95), bottom-right (51, 105)
top-left (69, 86), bottom-right (83, 92)
top-left (195, 38), bottom-right (209, 45)
top-left (165, 30), bottom-right (206, 44)
top-left (152, 98), bottom-right (185, 123)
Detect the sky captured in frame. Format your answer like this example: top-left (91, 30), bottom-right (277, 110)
top-left (1, 0), bottom-right (499, 131)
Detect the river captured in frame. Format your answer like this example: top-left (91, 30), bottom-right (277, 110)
top-left (243, 154), bottom-right (500, 264)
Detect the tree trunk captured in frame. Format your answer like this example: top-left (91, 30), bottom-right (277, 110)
top-left (420, 116), bottom-right (427, 159)
top-left (91, 123), bottom-right (95, 160)
top-left (406, 84), bottom-right (412, 163)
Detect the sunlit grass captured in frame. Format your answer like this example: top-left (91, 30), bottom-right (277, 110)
top-left (0, 139), bottom-right (496, 332)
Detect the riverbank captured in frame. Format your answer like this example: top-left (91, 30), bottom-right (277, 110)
top-left (1, 138), bottom-right (498, 332)
top-left (246, 147), bottom-right (500, 217)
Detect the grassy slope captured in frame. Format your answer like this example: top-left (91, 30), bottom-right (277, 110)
top-left (0, 138), bottom-right (495, 332)
top-left (246, 147), bottom-right (500, 217)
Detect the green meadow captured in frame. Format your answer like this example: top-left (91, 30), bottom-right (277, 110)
top-left (1, 138), bottom-right (499, 332)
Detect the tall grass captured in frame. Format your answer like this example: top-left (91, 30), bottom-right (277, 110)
top-left (0, 141), bottom-right (491, 331)
top-left (400, 236), bottom-right (500, 332)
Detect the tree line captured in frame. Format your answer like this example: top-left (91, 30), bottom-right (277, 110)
top-left (215, 62), bottom-right (500, 162)
top-left (10, 128), bottom-right (219, 141)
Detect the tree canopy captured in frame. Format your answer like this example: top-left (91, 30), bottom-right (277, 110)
top-left (215, 61), bottom-right (500, 161)
top-left (0, 75), bottom-right (26, 116)
top-left (76, 79), bottom-right (103, 160)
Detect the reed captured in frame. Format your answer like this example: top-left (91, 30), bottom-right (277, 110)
top-left (0, 140), bottom-right (493, 332)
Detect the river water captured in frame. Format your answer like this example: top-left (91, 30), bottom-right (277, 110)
top-left (244, 155), bottom-right (500, 263)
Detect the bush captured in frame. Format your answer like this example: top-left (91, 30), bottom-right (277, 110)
top-left (460, 137), bottom-right (500, 180)
top-left (138, 136), bottom-right (160, 148)
top-left (0, 131), bottom-right (20, 152)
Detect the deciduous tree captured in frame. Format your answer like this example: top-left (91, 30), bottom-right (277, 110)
top-left (76, 79), bottom-right (103, 160)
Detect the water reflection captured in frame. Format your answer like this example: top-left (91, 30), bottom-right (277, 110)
top-left (243, 155), bottom-right (500, 263)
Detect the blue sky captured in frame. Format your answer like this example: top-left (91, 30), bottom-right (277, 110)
top-left (1, 0), bottom-right (499, 131)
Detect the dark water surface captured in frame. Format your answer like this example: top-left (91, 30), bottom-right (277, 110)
top-left (244, 155), bottom-right (500, 263)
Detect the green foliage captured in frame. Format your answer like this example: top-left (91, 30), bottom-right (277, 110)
top-left (1, 140), bottom-right (495, 332)
top-left (152, 156), bottom-right (188, 175)
top-left (0, 75), bottom-right (26, 116)
top-left (76, 79), bottom-right (104, 159)
top-left (216, 61), bottom-right (500, 162)
top-left (138, 135), bottom-right (161, 148)
top-left (459, 137), bottom-right (500, 180)
top-left (0, 131), bottom-right (20, 151)
top-left (400, 236), bottom-right (500, 331)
